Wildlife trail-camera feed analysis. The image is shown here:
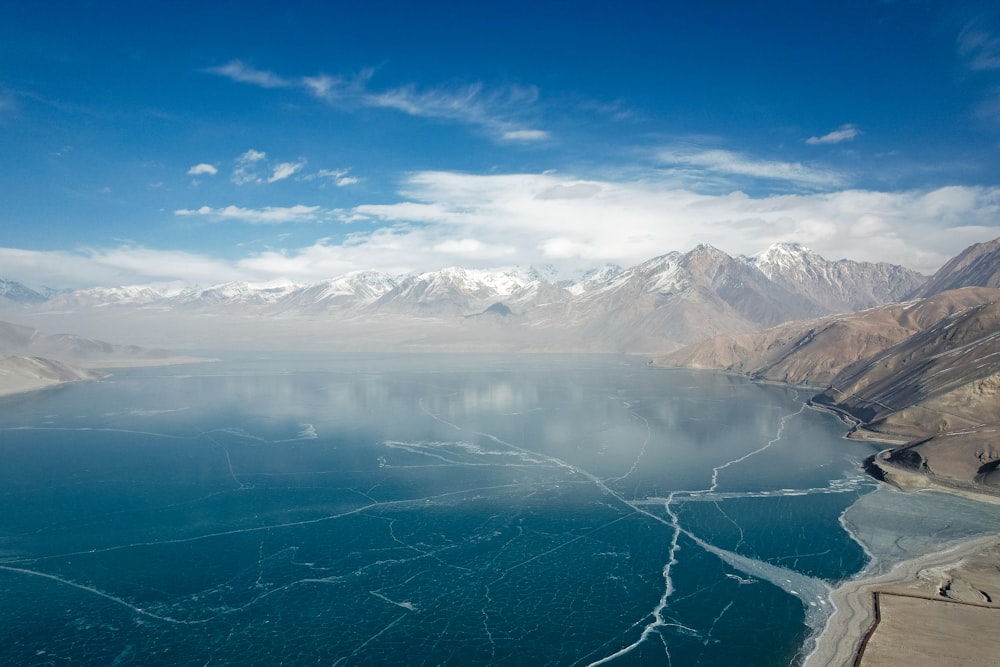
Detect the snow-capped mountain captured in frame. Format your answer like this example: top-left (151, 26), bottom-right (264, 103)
top-left (543, 246), bottom-right (823, 351)
top-left (374, 267), bottom-right (546, 317)
top-left (566, 264), bottom-right (625, 295)
top-left (42, 285), bottom-right (166, 309)
top-left (0, 241), bottom-right (948, 353)
top-left (275, 271), bottom-right (398, 313)
top-left (0, 278), bottom-right (49, 304)
top-left (749, 243), bottom-right (926, 313)
top-left (171, 281), bottom-right (302, 307)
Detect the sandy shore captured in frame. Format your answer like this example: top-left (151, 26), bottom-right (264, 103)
top-left (0, 355), bottom-right (216, 399)
top-left (804, 532), bottom-right (1000, 666)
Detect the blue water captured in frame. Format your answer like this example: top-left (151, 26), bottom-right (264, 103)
top-left (0, 355), bottom-right (882, 665)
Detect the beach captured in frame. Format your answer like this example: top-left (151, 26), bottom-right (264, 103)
top-left (805, 532), bottom-right (1000, 666)
top-left (0, 355), bottom-right (216, 399)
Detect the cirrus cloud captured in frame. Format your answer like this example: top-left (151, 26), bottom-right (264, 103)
top-left (175, 204), bottom-right (323, 224)
top-left (806, 124), bottom-right (860, 145)
top-left (207, 60), bottom-right (548, 143)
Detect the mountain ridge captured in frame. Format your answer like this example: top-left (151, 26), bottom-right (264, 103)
top-left (0, 243), bottom-right (928, 353)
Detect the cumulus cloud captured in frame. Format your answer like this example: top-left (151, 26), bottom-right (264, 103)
top-left (187, 163), bottom-right (218, 176)
top-left (658, 148), bottom-right (845, 188)
top-left (806, 124), bottom-right (860, 145)
top-left (175, 204), bottom-right (322, 224)
top-left (7, 173), bottom-right (999, 290)
top-left (336, 171), bottom-right (1000, 275)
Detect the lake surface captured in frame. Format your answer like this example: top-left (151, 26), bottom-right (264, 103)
top-left (0, 354), bottom-right (886, 665)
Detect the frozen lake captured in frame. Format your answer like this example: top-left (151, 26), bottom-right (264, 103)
top-left (0, 354), bottom-right (891, 665)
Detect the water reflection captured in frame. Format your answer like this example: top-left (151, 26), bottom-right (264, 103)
top-left (0, 355), bottom-right (882, 666)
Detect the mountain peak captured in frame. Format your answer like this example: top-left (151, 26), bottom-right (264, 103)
top-left (912, 236), bottom-right (1000, 298)
top-left (0, 278), bottom-right (48, 304)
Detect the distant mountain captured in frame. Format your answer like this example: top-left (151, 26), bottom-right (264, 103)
top-left (373, 267), bottom-right (543, 317)
top-left (1, 242), bottom-right (934, 352)
top-left (910, 237), bottom-right (1000, 298)
top-left (546, 245), bottom-right (825, 351)
top-left (265, 271), bottom-right (396, 315)
top-left (0, 319), bottom-right (178, 366)
top-left (0, 278), bottom-right (48, 304)
top-left (748, 243), bottom-right (926, 313)
top-left (42, 285), bottom-right (165, 309)
top-left (0, 356), bottom-right (102, 397)
top-left (0, 319), bottom-right (213, 397)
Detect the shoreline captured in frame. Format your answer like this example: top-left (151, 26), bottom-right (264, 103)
top-left (0, 356), bottom-right (218, 399)
top-left (868, 452), bottom-right (1000, 505)
top-left (804, 531), bottom-right (1000, 666)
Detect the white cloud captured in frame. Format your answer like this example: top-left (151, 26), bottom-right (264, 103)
top-left (268, 160), bottom-right (306, 183)
top-left (502, 129), bottom-right (550, 141)
top-left (302, 168), bottom-right (360, 187)
top-left (232, 149), bottom-right (267, 185)
top-left (175, 204), bottom-right (322, 224)
top-left (433, 238), bottom-right (485, 254)
top-left (207, 59), bottom-right (546, 142)
top-left (658, 148), bottom-right (845, 188)
top-left (187, 163), bottom-right (218, 176)
top-left (240, 149), bottom-right (266, 162)
top-left (0, 246), bottom-right (241, 290)
top-left (205, 60), bottom-right (292, 88)
top-left (335, 171), bottom-right (1000, 275)
top-left (806, 124), bottom-right (860, 145)
top-left (7, 174), bottom-right (999, 291)
top-left (367, 81), bottom-right (541, 139)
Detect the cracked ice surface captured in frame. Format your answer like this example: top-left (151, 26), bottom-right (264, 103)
top-left (0, 355), bottom-right (884, 665)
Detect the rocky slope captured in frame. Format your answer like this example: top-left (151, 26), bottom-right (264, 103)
top-left (0, 356), bottom-right (103, 397)
top-left (0, 319), bottom-right (182, 366)
top-left (656, 285), bottom-right (1000, 492)
top-left (911, 237), bottom-right (1000, 297)
top-left (657, 287), bottom-right (1000, 387)
top-left (0, 319), bottom-right (213, 397)
top-left (749, 243), bottom-right (926, 313)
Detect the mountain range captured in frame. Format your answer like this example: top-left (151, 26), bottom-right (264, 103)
top-left (4, 236), bottom-right (999, 496)
top-left (656, 236), bottom-right (1000, 496)
top-left (0, 243), bottom-right (927, 353)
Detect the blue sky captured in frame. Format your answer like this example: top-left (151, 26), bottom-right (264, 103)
top-left (2, 0), bottom-right (1000, 288)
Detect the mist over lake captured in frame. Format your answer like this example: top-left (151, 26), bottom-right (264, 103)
top-left (0, 355), bottom-right (888, 665)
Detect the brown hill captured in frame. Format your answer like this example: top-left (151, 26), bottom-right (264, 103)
top-left (0, 356), bottom-right (103, 397)
top-left (655, 287), bottom-right (1000, 387)
top-left (911, 237), bottom-right (1000, 297)
top-left (655, 287), bottom-right (1000, 492)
